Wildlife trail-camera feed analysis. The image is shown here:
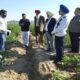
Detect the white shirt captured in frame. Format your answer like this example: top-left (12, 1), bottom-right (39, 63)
top-left (45, 17), bottom-right (52, 31)
top-left (51, 15), bottom-right (68, 36)
top-left (0, 17), bottom-right (7, 32)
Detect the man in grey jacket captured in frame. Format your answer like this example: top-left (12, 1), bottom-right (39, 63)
top-left (68, 8), bottom-right (80, 53)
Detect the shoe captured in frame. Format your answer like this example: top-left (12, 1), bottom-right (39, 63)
top-left (25, 45), bottom-right (29, 49)
top-left (53, 57), bottom-right (62, 63)
top-left (46, 49), bottom-right (51, 52)
top-left (50, 55), bottom-right (56, 60)
top-left (53, 59), bottom-right (61, 64)
top-left (68, 50), bottom-right (73, 53)
top-left (68, 50), bottom-right (78, 53)
top-left (46, 49), bottom-right (53, 52)
top-left (53, 60), bottom-right (58, 64)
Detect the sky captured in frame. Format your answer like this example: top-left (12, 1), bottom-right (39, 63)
top-left (0, 0), bottom-right (80, 21)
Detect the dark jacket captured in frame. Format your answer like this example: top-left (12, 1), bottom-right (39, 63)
top-left (68, 15), bottom-right (80, 33)
top-left (45, 18), bottom-right (56, 35)
top-left (34, 16), bottom-right (39, 27)
top-left (19, 19), bottom-right (30, 31)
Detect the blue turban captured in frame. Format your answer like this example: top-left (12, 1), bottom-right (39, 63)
top-left (60, 4), bottom-right (69, 14)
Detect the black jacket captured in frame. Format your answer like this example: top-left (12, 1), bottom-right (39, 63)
top-left (19, 19), bottom-right (30, 31)
top-left (45, 18), bottom-right (56, 35)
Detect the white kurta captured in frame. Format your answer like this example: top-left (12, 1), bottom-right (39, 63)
top-left (21, 31), bottom-right (30, 47)
top-left (51, 15), bottom-right (68, 36)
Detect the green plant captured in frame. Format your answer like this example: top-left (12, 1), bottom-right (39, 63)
top-left (52, 70), bottom-right (70, 80)
top-left (59, 54), bottom-right (80, 72)
top-left (64, 34), bottom-right (70, 48)
top-left (6, 23), bottom-right (20, 44)
top-left (0, 50), bottom-right (17, 69)
top-left (30, 23), bottom-right (35, 35)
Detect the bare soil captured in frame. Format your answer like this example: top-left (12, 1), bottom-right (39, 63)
top-left (0, 35), bottom-right (78, 80)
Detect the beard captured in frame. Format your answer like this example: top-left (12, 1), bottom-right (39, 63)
top-left (2, 15), bottom-right (7, 18)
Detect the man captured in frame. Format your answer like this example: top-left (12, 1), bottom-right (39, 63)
top-left (34, 10), bottom-right (41, 43)
top-left (68, 8), bottom-right (80, 53)
top-left (0, 9), bottom-right (7, 51)
top-left (45, 11), bottom-right (56, 52)
top-left (38, 15), bottom-right (45, 44)
top-left (51, 4), bottom-right (69, 63)
top-left (19, 13), bottom-right (30, 48)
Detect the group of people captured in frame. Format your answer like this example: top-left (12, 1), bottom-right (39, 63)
top-left (32, 4), bottom-right (69, 64)
top-left (0, 4), bottom-right (80, 64)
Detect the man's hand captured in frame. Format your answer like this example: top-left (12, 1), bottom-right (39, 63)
top-left (51, 31), bottom-right (54, 35)
top-left (7, 30), bottom-right (11, 35)
top-left (0, 30), bottom-right (4, 33)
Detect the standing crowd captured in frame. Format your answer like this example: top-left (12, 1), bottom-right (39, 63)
top-left (0, 4), bottom-right (80, 64)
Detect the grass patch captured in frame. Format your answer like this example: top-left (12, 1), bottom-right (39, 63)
top-left (52, 54), bottom-right (80, 80)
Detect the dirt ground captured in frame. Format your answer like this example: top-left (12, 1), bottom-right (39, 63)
top-left (0, 35), bottom-right (78, 80)
top-left (0, 35), bottom-right (55, 80)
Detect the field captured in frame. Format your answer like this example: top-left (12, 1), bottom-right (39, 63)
top-left (0, 23), bottom-right (80, 80)
top-left (7, 22), bottom-right (71, 47)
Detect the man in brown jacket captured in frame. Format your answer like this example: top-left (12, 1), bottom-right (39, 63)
top-left (34, 10), bottom-right (41, 43)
